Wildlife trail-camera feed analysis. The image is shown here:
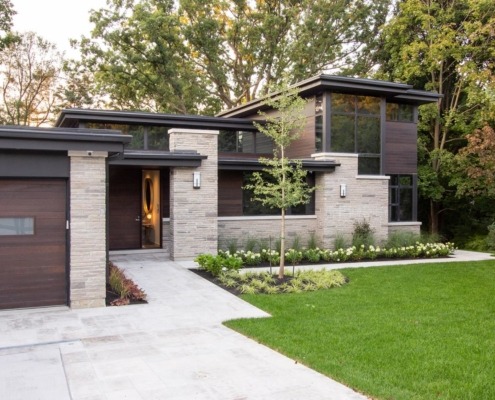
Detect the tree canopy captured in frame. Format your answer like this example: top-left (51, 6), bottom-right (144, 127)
top-left (68, 0), bottom-right (392, 114)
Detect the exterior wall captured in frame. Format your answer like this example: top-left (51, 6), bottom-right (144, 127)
top-left (314, 153), bottom-right (389, 249)
top-left (218, 216), bottom-right (318, 250)
top-left (69, 151), bottom-right (108, 309)
top-left (388, 222), bottom-right (421, 236)
top-left (169, 129), bottom-right (218, 260)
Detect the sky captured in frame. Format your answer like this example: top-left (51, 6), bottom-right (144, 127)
top-left (11, 0), bottom-right (108, 57)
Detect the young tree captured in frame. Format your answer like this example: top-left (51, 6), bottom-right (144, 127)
top-left (0, 32), bottom-right (65, 126)
top-left (244, 82), bottom-right (314, 279)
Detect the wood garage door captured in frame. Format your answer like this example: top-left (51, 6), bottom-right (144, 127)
top-left (0, 180), bottom-right (67, 309)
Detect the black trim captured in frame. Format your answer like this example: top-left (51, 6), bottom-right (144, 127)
top-left (57, 109), bottom-right (258, 131)
top-left (110, 150), bottom-right (207, 167)
top-left (219, 157), bottom-right (340, 171)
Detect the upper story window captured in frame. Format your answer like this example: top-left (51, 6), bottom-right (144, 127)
top-left (330, 94), bottom-right (381, 174)
top-left (389, 174), bottom-right (416, 222)
top-left (86, 123), bottom-right (169, 151)
top-left (219, 131), bottom-right (274, 154)
top-left (386, 103), bottom-right (414, 122)
top-left (315, 95), bottom-right (323, 152)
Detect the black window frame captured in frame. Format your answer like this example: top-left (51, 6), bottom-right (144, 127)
top-left (389, 174), bottom-right (417, 222)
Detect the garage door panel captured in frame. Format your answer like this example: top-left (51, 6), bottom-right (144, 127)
top-left (0, 179), bottom-right (67, 309)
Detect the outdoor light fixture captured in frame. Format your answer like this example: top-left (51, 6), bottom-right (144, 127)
top-left (193, 171), bottom-right (201, 189)
top-left (340, 183), bottom-right (347, 198)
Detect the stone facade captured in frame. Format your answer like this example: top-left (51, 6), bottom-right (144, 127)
top-left (388, 222), bottom-right (421, 236)
top-left (314, 153), bottom-right (389, 249)
top-left (68, 151), bottom-right (108, 309)
top-left (218, 216), bottom-right (318, 250)
top-left (169, 129), bottom-right (219, 260)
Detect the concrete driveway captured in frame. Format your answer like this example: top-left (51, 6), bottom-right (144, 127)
top-left (0, 252), bottom-right (368, 400)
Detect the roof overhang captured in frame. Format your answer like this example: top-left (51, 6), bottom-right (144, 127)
top-left (110, 150), bottom-right (207, 167)
top-left (56, 109), bottom-right (258, 131)
top-left (217, 74), bottom-right (442, 118)
top-left (219, 157), bottom-right (340, 172)
top-left (0, 126), bottom-right (131, 153)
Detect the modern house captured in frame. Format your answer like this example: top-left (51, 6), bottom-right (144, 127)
top-left (0, 75), bottom-right (440, 310)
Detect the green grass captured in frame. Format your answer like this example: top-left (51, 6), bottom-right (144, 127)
top-left (225, 261), bottom-right (495, 400)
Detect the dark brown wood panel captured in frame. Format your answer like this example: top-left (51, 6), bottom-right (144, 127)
top-left (0, 179), bottom-right (67, 309)
top-left (286, 116), bottom-right (316, 158)
top-left (161, 169), bottom-right (170, 218)
top-left (218, 170), bottom-right (243, 216)
top-left (383, 121), bottom-right (418, 174)
top-left (108, 167), bottom-right (141, 250)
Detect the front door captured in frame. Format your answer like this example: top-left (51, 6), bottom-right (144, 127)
top-left (109, 167), bottom-right (141, 250)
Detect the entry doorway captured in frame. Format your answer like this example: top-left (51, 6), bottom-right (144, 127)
top-left (108, 167), bottom-right (162, 250)
top-left (141, 170), bottom-right (161, 248)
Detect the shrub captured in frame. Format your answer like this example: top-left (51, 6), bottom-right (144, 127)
top-left (245, 236), bottom-right (259, 252)
top-left (486, 222), bottom-right (495, 251)
top-left (352, 219), bottom-right (375, 247)
top-left (285, 248), bottom-right (303, 264)
top-left (307, 232), bottom-right (319, 249)
top-left (194, 253), bottom-right (243, 276)
top-left (304, 247), bottom-right (321, 263)
top-left (108, 263), bottom-right (147, 305)
top-left (333, 234), bottom-right (347, 251)
top-left (385, 231), bottom-right (421, 248)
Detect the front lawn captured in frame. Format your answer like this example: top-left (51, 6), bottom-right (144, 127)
top-left (225, 260), bottom-right (495, 400)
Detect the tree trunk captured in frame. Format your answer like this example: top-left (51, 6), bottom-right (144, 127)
top-left (429, 199), bottom-right (439, 235)
top-left (279, 207), bottom-right (285, 279)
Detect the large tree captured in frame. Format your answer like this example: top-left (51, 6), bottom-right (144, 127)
top-left (0, 32), bottom-right (65, 126)
top-left (68, 0), bottom-right (391, 114)
top-left (376, 0), bottom-right (495, 234)
top-left (0, 0), bottom-right (16, 51)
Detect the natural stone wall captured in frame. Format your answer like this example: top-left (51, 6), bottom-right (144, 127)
top-left (314, 153), bottom-right (389, 249)
top-left (169, 129), bottom-right (218, 260)
top-left (218, 216), bottom-right (318, 250)
top-left (68, 151), bottom-right (108, 309)
top-left (388, 222), bottom-right (421, 236)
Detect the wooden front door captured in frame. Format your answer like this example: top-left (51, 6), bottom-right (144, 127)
top-left (108, 167), bottom-right (142, 250)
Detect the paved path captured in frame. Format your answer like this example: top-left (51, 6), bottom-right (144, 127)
top-left (0, 252), bottom-right (373, 400)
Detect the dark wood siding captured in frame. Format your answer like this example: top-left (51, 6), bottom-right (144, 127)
top-left (0, 179), bottom-right (67, 309)
top-left (108, 167), bottom-right (141, 250)
top-left (218, 170), bottom-right (243, 216)
top-left (161, 169), bottom-right (170, 218)
top-left (383, 121), bottom-right (418, 174)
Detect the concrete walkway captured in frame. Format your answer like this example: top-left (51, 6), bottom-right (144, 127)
top-left (0, 250), bottom-right (492, 400)
top-left (1, 252), bottom-right (369, 400)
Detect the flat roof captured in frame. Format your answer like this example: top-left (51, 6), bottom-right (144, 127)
top-left (0, 125), bottom-right (131, 153)
top-left (217, 74), bottom-right (442, 118)
top-left (56, 109), bottom-right (258, 131)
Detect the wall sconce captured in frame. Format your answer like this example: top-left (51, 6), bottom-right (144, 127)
top-left (340, 183), bottom-right (347, 198)
top-left (193, 171), bottom-right (201, 189)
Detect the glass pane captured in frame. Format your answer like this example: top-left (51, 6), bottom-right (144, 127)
top-left (357, 116), bottom-right (380, 153)
top-left (357, 96), bottom-right (380, 115)
top-left (315, 115), bottom-right (323, 152)
top-left (399, 188), bottom-right (413, 221)
top-left (399, 175), bottom-right (412, 186)
top-left (127, 125), bottom-right (145, 149)
top-left (254, 132), bottom-right (272, 153)
top-left (358, 156), bottom-right (380, 175)
top-left (331, 115), bottom-right (355, 152)
top-left (0, 217), bottom-right (34, 235)
top-left (390, 174), bottom-right (399, 186)
top-left (390, 187), bottom-right (398, 204)
top-left (315, 95), bottom-right (323, 114)
top-left (219, 131), bottom-right (237, 152)
top-left (386, 103), bottom-right (399, 121)
top-left (399, 104), bottom-right (414, 122)
top-left (332, 93), bottom-right (355, 113)
top-left (390, 206), bottom-right (399, 222)
top-left (147, 126), bottom-right (169, 150)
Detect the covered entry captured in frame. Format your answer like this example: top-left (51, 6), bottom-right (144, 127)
top-left (0, 179), bottom-right (67, 309)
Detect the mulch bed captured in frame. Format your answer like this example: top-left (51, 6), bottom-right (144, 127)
top-left (105, 285), bottom-right (148, 306)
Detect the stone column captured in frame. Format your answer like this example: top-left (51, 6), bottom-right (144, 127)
top-left (314, 153), bottom-right (389, 249)
top-left (168, 129), bottom-right (219, 260)
top-left (68, 151), bottom-right (108, 308)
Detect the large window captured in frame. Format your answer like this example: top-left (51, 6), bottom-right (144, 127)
top-left (330, 94), bottom-right (381, 174)
top-left (389, 175), bottom-right (416, 222)
top-left (219, 131), bottom-right (273, 154)
top-left (86, 123), bottom-right (169, 150)
top-left (242, 172), bottom-right (315, 216)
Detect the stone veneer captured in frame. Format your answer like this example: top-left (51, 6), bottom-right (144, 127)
top-left (68, 151), bottom-right (108, 308)
top-left (168, 129), bottom-right (219, 260)
top-left (314, 153), bottom-right (389, 249)
top-left (218, 216), bottom-right (318, 250)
